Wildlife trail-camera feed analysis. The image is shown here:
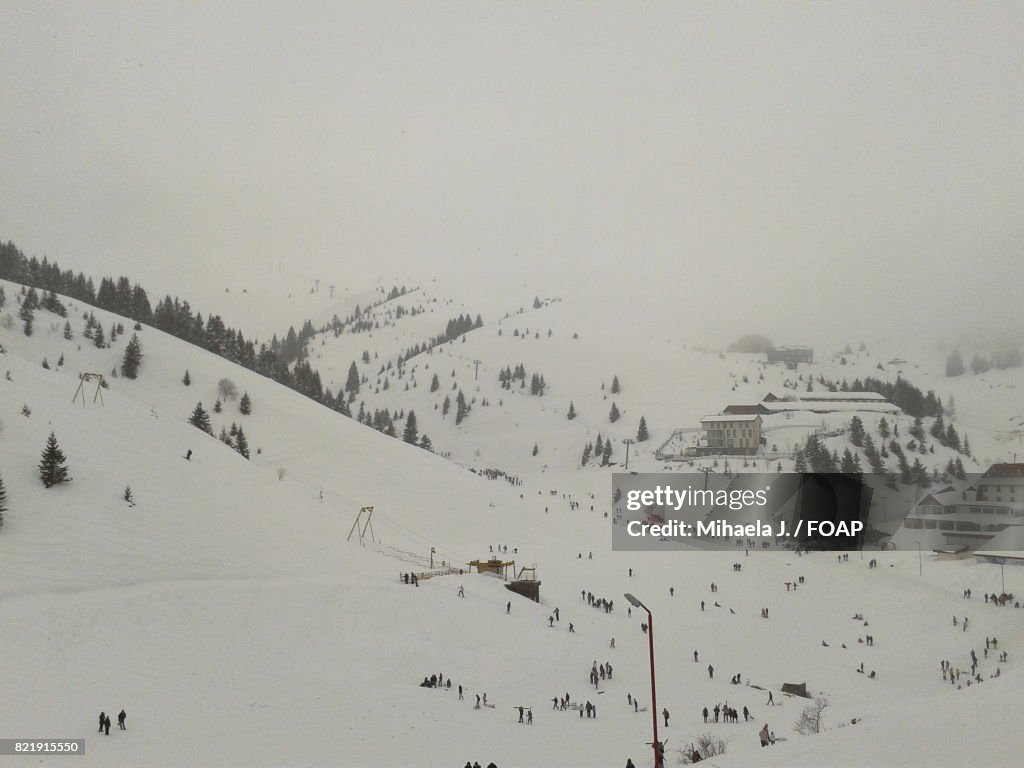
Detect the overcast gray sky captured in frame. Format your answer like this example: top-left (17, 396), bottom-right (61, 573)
top-left (1, 2), bottom-right (1021, 345)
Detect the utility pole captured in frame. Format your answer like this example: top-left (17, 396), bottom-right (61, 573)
top-left (623, 438), bottom-right (635, 471)
top-left (473, 359), bottom-right (481, 381)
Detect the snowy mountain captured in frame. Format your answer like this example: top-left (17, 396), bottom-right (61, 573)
top-left (2, 276), bottom-right (1023, 768)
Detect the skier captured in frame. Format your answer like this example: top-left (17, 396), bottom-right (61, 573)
top-left (702, 706), bottom-right (708, 722)
top-left (118, 709), bottom-right (126, 730)
top-left (554, 607), bottom-right (560, 621)
top-left (527, 709), bottom-right (533, 724)
top-left (694, 650), bottom-right (699, 662)
top-left (708, 664), bottom-right (714, 679)
top-left (104, 714), bottom-right (111, 735)
top-left (549, 616), bottom-right (554, 627)
top-left (98, 712), bottom-right (105, 733)
top-left (610, 637), bottom-right (616, 649)
top-left (518, 705), bottom-right (524, 723)
top-left (767, 691), bottom-right (774, 705)
top-left (458, 586), bottom-right (465, 598)
top-left (663, 708), bottom-right (670, 727)
top-left (185, 449), bottom-right (192, 460)
top-left (507, 601), bottom-right (511, 614)
top-left (743, 705), bottom-right (749, 722)
top-left (459, 684), bottom-right (464, 700)
top-left (714, 704), bottom-right (720, 722)
top-left (569, 623), bottom-right (575, 633)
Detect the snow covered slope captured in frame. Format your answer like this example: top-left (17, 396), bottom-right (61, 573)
top-left (2, 280), bottom-right (1023, 767)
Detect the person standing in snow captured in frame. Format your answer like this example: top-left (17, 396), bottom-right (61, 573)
top-left (767, 691), bottom-right (774, 705)
top-left (118, 709), bottom-right (126, 730)
top-left (104, 714), bottom-right (111, 735)
top-left (98, 712), bottom-right (105, 733)
top-left (506, 601), bottom-right (511, 614)
top-left (760, 723), bottom-right (770, 747)
top-left (708, 664), bottom-right (714, 679)
top-left (663, 708), bottom-right (670, 727)
top-left (702, 706), bottom-right (709, 722)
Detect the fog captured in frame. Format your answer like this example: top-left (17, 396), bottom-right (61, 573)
top-left (1, 2), bottom-right (1021, 347)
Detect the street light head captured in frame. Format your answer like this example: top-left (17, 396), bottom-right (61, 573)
top-left (624, 592), bottom-right (644, 609)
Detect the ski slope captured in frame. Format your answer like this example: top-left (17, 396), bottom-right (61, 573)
top-left (1, 280), bottom-right (1023, 767)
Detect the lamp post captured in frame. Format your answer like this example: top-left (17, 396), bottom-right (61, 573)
top-left (625, 593), bottom-right (660, 767)
top-left (913, 540), bottom-right (921, 576)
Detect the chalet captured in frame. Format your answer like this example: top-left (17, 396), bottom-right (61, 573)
top-left (698, 414), bottom-right (763, 456)
top-left (766, 346), bottom-right (813, 366)
top-left (722, 404), bottom-right (770, 415)
top-left (898, 465), bottom-right (1024, 551)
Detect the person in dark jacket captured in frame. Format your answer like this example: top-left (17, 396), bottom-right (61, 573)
top-left (98, 712), bottom-right (105, 733)
top-left (118, 709), bottom-right (126, 730)
top-left (104, 714), bottom-right (111, 735)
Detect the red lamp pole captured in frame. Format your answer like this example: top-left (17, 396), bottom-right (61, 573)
top-left (626, 593), bottom-right (660, 767)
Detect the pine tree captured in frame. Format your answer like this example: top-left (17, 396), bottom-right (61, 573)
top-left (93, 322), bottom-right (105, 348)
top-left (930, 412), bottom-right (946, 442)
top-left (455, 391), bottom-right (469, 425)
top-left (637, 416), bottom-right (649, 442)
top-left (442, 395), bottom-right (451, 417)
top-left (601, 439), bottom-right (612, 465)
top-left (189, 403), bottom-right (213, 434)
top-left (239, 392), bottom-right (252, 415)
top-left (120, 333), bottom-right (143, 379)
top-left (848, 416), bottom-right (865, 447)
top-left (123, 485), bottom-right (133, 504)
top-left (794, 448), bottom-right (807, 473)
top-left (403, 410), bottom-right (418, 444)
top-left (878, 417), bottom-right (890, 439)
top-left (945, 349), bottom-right (965, 377)
top-left (595, 434), bottom-right (604, 455)
top-left (419, 434), bottom-right (433, 451)
top-left (611, 375), bottom-right (620, 394)
top-left (430, 373), bottom-right (440, 393)
top-left (609, 402), bottom-right (620, 423)
top-left (39, 432), bottom-right (70, 487)
top-left (840, 448), bottom-right (860, 474)
top-left (182, 369), bottom-right (191, 386)
top-left (213, 398), bottom-right (223, 414)
top-left (234, 427), bottom-right (250, 459)
top-left (19, 300), bottom-right (34, 336)
top-left (582, 443), bottom-right (592, 466)
top-left (567, 401), bottom-right (576, 420)
top-left (63, 320), bottom-right (73, 340)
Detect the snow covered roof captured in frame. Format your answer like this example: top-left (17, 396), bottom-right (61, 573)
top-left (760, 401), bottom-right (900, 414)
top-left (769, 391), bottom-right (887, 402)
top-left (700, 413), bottom-right (762, 423)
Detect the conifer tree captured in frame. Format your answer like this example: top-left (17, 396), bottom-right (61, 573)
top-left (0, 470), bottom-right (7, 526)
top-left (601, 439), bottom-right (613, 465)
top-left (430, 373), bottom-right (440, 392)
top-left (442, 394), bottom-right (451, 417)
top-left (595, 434), bottom-right (604, 455)
top-left (609, 402), bottom-right (620, 423)
top-left (794, 448), bottom-right (807, 473)
top-left (93, 322), bottom-right (105, 348)
top-left (419, 434), bottom-right (432, 451)
top-left (63, 320), bottom-right (73, 340)
top-left (39, 432), bottom-right (70, 487)
top-left (945, 349), bottom-right (965, 376)
top-left (567, 401), bottom-right (576, 420)
top-left (637, 416), bottom-right (649, 442)
top-left (611, 375), bottom-right (620, 394)
top-left (234, 427), bottom-right (250, 459)
top-left (403, 410), bottom-right (419, 444)
top-left (582, 443), bottom-right (592, 466)
top-left (120, 333), bottom-right (143, 379)
top-left (213, 398), bottom-right (223, 414)
top-left (182, 369), bottom-right (191, 386)
top-left (239, 392), bottom-right (252, 415)
top-left (848, 415), bottom-right (865, 447)
top-left (189, 402), bottom-right (213, 435)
